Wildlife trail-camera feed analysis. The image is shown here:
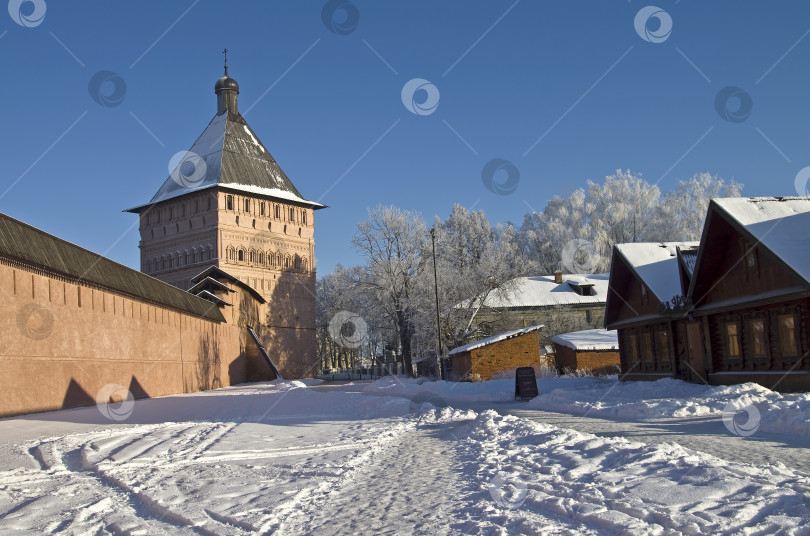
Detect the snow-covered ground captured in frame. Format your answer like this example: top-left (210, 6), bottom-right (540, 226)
top-left (364, 374), bottom-right (810, 436)
top-left (2, 377), bottom-right (810, 534)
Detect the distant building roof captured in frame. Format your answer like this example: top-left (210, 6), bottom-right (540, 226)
top-left (614, 242), bottom-right (698, 303)
top-left (712, 197), bottom-right (810, 285)
top-left (0, 213), bottom-right (224, 322)
top-left (551, 329), bottom-right (619, 351)
top-left (448, 324), bottom-right (543, 356)
top-left (466, 273), bottom-right (610, 309)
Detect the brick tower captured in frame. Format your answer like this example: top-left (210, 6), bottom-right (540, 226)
top-left (126, 62), bottom-right (325, 377)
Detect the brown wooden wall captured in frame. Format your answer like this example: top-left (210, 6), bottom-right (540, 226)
top-left (553, 345), bottom-right (620, 375)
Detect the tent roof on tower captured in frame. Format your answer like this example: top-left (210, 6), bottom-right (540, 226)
top-left (126, 72), bottom-right (325, 212)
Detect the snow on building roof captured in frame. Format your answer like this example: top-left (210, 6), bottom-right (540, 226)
top-left (713, 197), bottom-right (810, 285)
top-left (615, 242), bottom-right (698, 303)
top-left (551, 329), bottom-right (619, 351)
top-left (448, 325), bottom-right (543, 356)
top-left (469, 273), bottom-right (610, 309)
top-left (127, 109), bottom-right (324, 212)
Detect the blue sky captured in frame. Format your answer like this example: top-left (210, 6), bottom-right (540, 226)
top-left (1, 1), bottom-right (808, 275)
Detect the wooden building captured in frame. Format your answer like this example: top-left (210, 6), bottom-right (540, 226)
top-left (551, 329), bottom-right (620, 375)
top-left (448, 325), bottom-right (544, 381)
top-left (605, 197), bottom-right (810, 391)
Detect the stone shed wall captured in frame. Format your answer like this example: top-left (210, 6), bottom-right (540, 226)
top-left (450, 331), bottom-right (543, 381)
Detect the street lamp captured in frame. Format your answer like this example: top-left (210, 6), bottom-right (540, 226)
top-left (430, 227), bottom-right (445, 380)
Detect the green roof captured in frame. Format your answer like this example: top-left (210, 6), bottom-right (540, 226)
top-left (0, 213), bottom-right (225, 323)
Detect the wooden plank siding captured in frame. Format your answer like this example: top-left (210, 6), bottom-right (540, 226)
top-left (606, 198), bottom-right (810, 392)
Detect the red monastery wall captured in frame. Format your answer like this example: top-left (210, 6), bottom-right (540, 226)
top-left (0, 263), bottom-right (272, 418)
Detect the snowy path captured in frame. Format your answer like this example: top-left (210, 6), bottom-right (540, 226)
top-left (334, 380), bottom-right (810, 472)
top-left (3, 379), bottom-right (810, 534)
top-left (278, 418), bottom-right (466, 535)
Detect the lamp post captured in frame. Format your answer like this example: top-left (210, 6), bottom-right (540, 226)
top-left (430, 227), bottom-right (445, 380)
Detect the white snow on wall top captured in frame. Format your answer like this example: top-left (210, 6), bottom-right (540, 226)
top-left (219, 183), bottom-right (325, 207)
top-left (616, 242), bottom-right (698, 303)
top-left (714, 197), bottom-right (810, 285)
top-left (469, 273), bottom-right (610, 309)
top-left (448, 325), bottom-right (544, 356)
top-left (551, 329), bottom-right (619, 351)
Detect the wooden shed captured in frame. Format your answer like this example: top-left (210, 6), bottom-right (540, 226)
top-left (448, 325), bottom-right (544, 381)
top-left (551, 329), bottom-right (620, 375)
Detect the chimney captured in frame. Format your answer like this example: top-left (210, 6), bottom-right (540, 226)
top-left (554, 270), bottom-right (563, 284)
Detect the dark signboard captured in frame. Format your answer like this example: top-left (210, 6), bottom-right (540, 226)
top-left (514, 367), bottom-right (539, 400)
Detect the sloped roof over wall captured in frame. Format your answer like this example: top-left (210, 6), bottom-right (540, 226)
top-left (613, 242), bottom-right (698, 303)
top-left (551, 329), bottom-right (619, 351)
top-left (448, 325), bottom-right (543, 356)
top-left (0, 213), bottom-right (225, 322)
top-left (189, 265), bottom-right (265, 304)
top-left (712, 197), bottom-right (810, 285)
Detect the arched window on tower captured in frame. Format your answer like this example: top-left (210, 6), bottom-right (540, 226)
top-left (294, 255), bottom-right (301, 271)
top-left (206, 245), bottom-right (212, 261)
top-left (302, 257), bottom-right (309, 272)
top-left (238, 249), bottom-right (244, 262)
top-left (258, 251), bottom-right (264, 265)
top-left (249, 249), bottom-right (255, 263)
top-left (244, 199), bottom-right (250, 213)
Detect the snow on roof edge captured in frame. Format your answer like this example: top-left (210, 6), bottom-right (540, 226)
top-left (551, 329), bottom-right (619, 351)
top-left (448, 325), bottom-right (543, 356)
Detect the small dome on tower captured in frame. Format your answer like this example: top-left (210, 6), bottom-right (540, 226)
top-left (215, 75), bottom-right (239, 94)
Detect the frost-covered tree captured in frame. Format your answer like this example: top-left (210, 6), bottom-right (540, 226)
top-left (428, 205), bottom-right (534, 349)
top-left (587, 170), bottom-right (661, 264)
top-left (352, 205), bottom-right (428, 375)
top-left (519, 170), bottom-right (740, 275)
top-left (519, 188), bottom-right (595, 274)
top-left (652, 173), bottom-right (743, 241)
top-left (316, 264), bottom-right (385, 371)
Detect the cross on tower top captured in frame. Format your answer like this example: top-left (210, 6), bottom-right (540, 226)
top-left (223, 48), bottom-right (229, 76)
